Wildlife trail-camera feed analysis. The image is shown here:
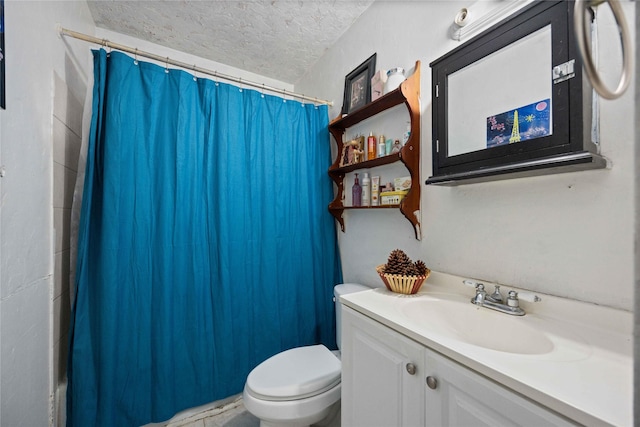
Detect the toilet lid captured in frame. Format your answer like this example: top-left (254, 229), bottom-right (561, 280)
top-left (245, 344), bottom-right (341, 401)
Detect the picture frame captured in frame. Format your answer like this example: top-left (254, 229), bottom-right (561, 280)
top-left (341, 53), bottom-right (376, 115)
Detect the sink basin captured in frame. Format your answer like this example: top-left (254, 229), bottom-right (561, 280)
top-left (401, 297), bottom-right (555, 355)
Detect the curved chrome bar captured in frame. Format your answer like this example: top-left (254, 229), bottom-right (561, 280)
top-left (574, 0), bottom-right (632, 100)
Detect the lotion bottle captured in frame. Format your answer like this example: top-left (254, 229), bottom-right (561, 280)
top-left (362, 172), bottom-right (371, 207)
top-left (371, 176), bottom-right (380, 206)
top-left (352, 173), bottom-right (362, 207)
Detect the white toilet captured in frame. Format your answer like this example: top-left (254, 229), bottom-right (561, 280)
top-left (242, 283), bottom-right (369, 427)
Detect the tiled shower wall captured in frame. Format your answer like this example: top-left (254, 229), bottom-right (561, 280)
top-left (52, 72), bottom-right (83, 418)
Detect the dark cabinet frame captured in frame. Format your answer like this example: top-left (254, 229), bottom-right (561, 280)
top-left (427, 1), bottom-right (606, 185)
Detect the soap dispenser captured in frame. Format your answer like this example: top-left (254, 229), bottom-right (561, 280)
top-left (352, 173), bottom-right (362, 207)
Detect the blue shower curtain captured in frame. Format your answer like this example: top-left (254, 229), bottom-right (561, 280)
top-left (67, 49), bottom-right (342, 427)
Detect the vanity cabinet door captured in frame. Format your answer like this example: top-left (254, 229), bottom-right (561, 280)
top-left (341, 306), bottom-right (424, 427)
top-left (424, 349), bottom-right (577, 427)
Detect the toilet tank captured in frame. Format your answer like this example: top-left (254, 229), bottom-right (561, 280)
top-left (334, 283), bottom-right (370, 350)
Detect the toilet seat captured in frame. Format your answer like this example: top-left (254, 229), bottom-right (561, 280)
top-left (245, 345), bottom-right (341, 401)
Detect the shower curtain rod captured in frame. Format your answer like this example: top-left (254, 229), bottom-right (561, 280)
top-left (58, 26), bottom-right (333, 106)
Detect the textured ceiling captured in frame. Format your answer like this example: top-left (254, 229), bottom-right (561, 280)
top-left (87, 0), bottom-right (374, 84)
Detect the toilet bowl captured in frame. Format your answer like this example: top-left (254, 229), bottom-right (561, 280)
top-left (242, 283), bottom-right (370, 427)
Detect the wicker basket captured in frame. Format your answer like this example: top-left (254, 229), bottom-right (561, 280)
top-left (376, 264), bottom-right (431, 295)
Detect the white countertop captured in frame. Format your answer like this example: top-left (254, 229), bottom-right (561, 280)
top-left (340, 271), bottom-right (633, 427)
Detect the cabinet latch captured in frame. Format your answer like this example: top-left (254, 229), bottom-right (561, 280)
top-left (552, 59), bottom-right (575, 84)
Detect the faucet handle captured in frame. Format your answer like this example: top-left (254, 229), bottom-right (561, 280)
top-left (516, 291), bottom-right (541, 303)
top-left (462, 279), bottom-right (483, 289)
top-left (506, 290), bottom-right (541, 307)
top-left (507, 290), bottom-right (519, 307)
top-left (463, 280), bottom-right (486, 296)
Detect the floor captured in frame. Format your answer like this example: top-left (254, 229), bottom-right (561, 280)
top-left (148, 396), bottom-right (260, 427)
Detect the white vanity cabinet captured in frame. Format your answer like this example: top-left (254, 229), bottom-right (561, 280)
top-left (341, 306), bottom-right (576, 427)
top-left (424, 348), bottom-right (577, 427)
top-left (341, 305), bottom-right (425, 427)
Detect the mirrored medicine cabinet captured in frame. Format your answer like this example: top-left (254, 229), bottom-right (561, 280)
top-left (426, 0), bottom-right (606, 186)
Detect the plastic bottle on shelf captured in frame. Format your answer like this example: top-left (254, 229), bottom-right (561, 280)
top-left (384, 68), bottom-right (405, 94)
top-left (352, 173), bottom-right (362, 207)
top-left (362, 172), bottom-right (371, 207)
top-left (371, 176), bottom-right (380, 206)
top-left (367, 133), bottom-right (376, 160)
top-left (403, 122), bottom-right (411, 146)
top-left (377, 134), bottom-right (386, 157)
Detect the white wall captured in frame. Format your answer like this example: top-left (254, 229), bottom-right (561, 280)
top-left (52, 71), bottom-right (85, 426)
top-left (296, 0), bottom-right (636, 311)
top-left (0, 1), bottom-right (95, 426)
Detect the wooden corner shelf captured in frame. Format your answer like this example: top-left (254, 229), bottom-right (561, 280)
top-left (328, 60), bottom-right (421, 240)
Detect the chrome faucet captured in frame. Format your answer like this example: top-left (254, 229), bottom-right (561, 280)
top-left (463, 280), bottom-right (540, 316)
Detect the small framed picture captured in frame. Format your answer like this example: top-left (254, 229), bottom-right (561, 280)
top-left (341, 53), bottom-right (376, 115)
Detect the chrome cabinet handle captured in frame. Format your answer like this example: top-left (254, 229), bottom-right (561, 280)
top-left (574, 0), bottom-right (631, 99)
top-left (426, 376), bottom-right (438, 389)
top-left (406, 363), bottom-right (416, 375)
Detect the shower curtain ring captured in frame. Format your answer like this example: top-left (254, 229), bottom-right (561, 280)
top-left (165, 57), bottom-right (169, 74)
top-left (101, 39), bottom-right (111, 56)
top-left (261, 84), bottom-right (265, 98)
top-left (192, 64), bottom-right (197, 81)
top-left (134, 48), bottom-right (138, 65)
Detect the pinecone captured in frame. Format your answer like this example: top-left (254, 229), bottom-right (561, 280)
top-left (385, 249), bottom-right (413, 275)
top-left (383, 249), bottom-right (429, 277)
top-left (405, 263), bottom-right (420, 277)
top-left (414, 260), bottom-right (428, 276)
